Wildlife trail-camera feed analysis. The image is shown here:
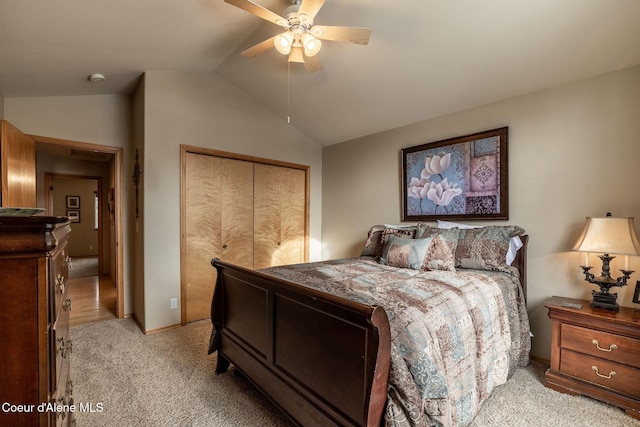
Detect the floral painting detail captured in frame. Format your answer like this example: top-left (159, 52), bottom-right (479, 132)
top-left (402, 128), bottom-right (508, 220)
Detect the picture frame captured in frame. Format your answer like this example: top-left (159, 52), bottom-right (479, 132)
top-left (66, 195), bottom-right (80, 209)
top-left (401, 127), bottom-right (508, 221)
top-left (66, 210), bottom-right (80, 223)
top-left (633, 281), bottom-right (640, 305)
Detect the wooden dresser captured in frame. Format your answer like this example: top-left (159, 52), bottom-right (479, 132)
top-left (544, 296), bottom-right (640, 419)
top-left (0, 216), bottom-right (73, 426)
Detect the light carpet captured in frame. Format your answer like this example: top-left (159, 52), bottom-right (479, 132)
top-left (70, 318), bottom-right (639, 426)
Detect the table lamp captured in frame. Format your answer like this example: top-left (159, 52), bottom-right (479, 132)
top-left (573, 213), bottom-right (640, 310)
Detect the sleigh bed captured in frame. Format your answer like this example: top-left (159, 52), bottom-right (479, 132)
top-left (209, 223), bottom-right (531, 427)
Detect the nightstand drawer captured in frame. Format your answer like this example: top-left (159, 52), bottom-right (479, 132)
top-left (562, 323), bottom-right (640, 369)
top-left (561, 349), bottom-right (640, 398)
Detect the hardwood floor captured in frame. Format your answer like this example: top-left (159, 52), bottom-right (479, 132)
top-left (67, 274), bottom-right (117, 327)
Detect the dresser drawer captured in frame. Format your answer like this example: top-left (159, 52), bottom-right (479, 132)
top-left (561, 323), bottom-right (640, 369)
top-left (51, 355), bottom-right (73, 427)
top-left (561, 349), bottom-right (640, 398)
top-left (50, 244), bottom-right (69, 322)
top-left (51, 298), bottom-right (71, 395)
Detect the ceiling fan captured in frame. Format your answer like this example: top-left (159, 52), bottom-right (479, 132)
top-left (225, 0), bottom-right (372, 72)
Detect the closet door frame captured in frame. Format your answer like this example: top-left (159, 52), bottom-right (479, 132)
top-left (179, 145), bottom-right (310, 325)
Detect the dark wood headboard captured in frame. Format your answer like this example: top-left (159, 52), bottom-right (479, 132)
top-left (513, 234), bottom-right (528, 301)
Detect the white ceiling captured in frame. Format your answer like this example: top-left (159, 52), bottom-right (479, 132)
top-left (1, 0), bottom-right (639, 146)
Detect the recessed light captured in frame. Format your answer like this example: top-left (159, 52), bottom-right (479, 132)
top-left (88, 73), bottom-right (106, 83)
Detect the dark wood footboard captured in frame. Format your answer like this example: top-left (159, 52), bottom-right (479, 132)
top-left (209, 259), bottom-right (391, 427)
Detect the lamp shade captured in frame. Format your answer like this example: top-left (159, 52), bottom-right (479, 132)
top-left (301, 33), bottom-right (321, 57)
top-left (274, 32), bottom-right (293, 55)
top-left (572, 217), bottom-right (640, 255)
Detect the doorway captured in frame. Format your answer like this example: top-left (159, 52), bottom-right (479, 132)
top-left (46, 175), bottom-right (102, 272)
top-left (33, 135), bottom-right (124, 320)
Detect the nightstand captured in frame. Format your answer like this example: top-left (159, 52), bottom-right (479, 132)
top-left (544, 296), bottom-right (640, 419)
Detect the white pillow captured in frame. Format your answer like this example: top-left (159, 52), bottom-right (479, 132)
top-left (437, 220), bottom-right (523, 265)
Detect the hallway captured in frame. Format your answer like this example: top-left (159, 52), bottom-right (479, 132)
top-left (68, 274), bottom-right (117, 327)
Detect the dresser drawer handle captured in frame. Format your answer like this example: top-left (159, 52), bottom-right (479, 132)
top-left (57, 337), bottom-right (67, 358)
top-left (592, 366), bottom-right (616, 379)
top-left (592, 339), bottom-right (617, 352)
top-left (56, 274), bottom-right (66, 294)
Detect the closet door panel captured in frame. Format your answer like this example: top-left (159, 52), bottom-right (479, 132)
top-left (279, 167), bottom-right (306, 265)
top-left (220, 159), bottom-right (254, 268)
top-left (185, 152), bottom-right (222, 323)
top-left (253, 164), bottom-right (281, 269)
top-left (254, 164), bottom-right (305, 269)
top-left (185, 153), bottom-right (253, 322)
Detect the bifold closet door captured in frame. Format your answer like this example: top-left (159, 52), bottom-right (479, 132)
top-left (0, 120), bottom-right (36, 208)
top-left (184, 153), bottom-right (254, 322)
top-left (253, 163), bottom-right (306, 269)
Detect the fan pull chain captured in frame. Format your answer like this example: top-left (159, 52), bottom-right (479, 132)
top-left (287, 61), bottom-right (291, 124)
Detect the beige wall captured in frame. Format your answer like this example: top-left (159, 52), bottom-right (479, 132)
top-left (140, 71), bottom-right (323, 331)
top-left (4, 94), bottom-right (133, 314)
top-left (322, 65), bottom-right (640, 360)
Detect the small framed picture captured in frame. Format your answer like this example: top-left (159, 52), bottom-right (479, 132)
top-left (66, 210), bottom-right (80, 223)
top-left (66, 195), bottom-right (80, 209)
top-left (633, 281), bottom-right (640, 305)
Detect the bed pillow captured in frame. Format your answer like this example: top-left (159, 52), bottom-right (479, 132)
top-left (415, 224), bottom-right (459, 271)
top-left (454, 225), bottom-right (525, 272)
top-left (379, 235), bottom-right (433, 270)
top-left (379, 225), bottom-right (416, 254)
top-left (437, 220), bottom-right (524, 265)
top-left (360, 225), bottom-right (417, 260)
top-left (360, 225), bottom-right (387, 258)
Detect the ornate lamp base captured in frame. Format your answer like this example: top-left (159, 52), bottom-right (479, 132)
top-left (580, 255), bottom-right (633, 312)
top-left (590, 291), bottom-right (619, 311)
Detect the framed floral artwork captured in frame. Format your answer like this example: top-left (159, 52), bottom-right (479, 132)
top-left (401, 127), bottom-right (508, 221)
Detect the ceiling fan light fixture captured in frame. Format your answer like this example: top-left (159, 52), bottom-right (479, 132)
top-left (274, 32), bottom-right (294, 55)
top-left (301, 33), bottom-right (321, 56)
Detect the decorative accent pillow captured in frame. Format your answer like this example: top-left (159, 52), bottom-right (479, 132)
top-left (360, 225), bottom-right (386, 258)
top-left (437, 220), bottom-right (523, 265)
top-left (415, 224), bottom-right (459, 271)
top-left (454, 225), bottom-right (525, 272)
top-left (360, 225), bottom-right (417, 260)
top-left (378, 225), bottom-right (416, 257)
top-left (379, 235), bottom-right (433, 270)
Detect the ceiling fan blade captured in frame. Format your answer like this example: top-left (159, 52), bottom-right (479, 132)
top-left (298, 0), bottom-right (326, 20)
top-left (241, 36), bottom-right (276, 57)
top-left (303, 53), bottom-right (322, 73)
top-left (288, 47), bottom-right (305, 63)
top-left (288, 48), bottom-right (322, 73)
top-left (224, 0), bottom-right (287, 26)
top-left (311, 25), bottom-right (372, 45)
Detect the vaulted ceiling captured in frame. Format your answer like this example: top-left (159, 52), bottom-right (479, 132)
top-left (1, 0), bottom-right (639, 146)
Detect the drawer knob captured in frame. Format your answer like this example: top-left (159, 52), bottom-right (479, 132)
top-left (592, 365), bottom-right (616, 379)
top-left (592, 339), bottom-right (617, 352)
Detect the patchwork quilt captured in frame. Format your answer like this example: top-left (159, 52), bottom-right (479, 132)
top-left (260, 258), bottom-right (531, 427)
